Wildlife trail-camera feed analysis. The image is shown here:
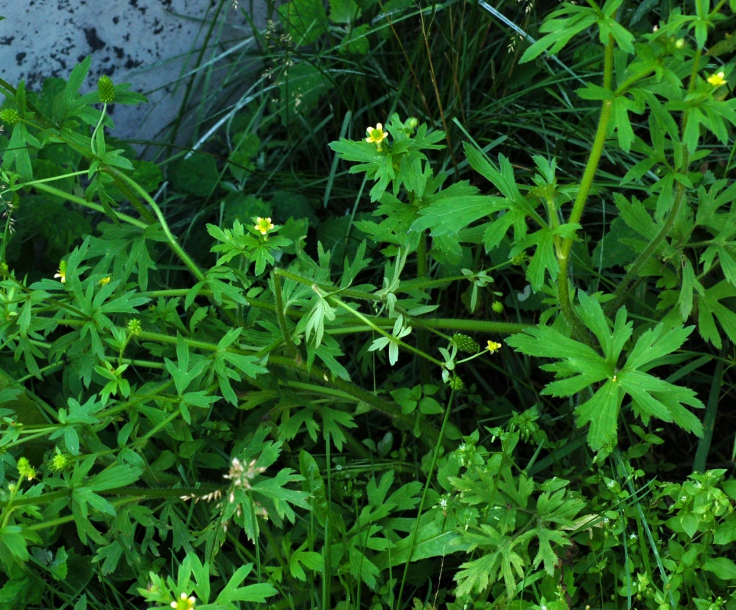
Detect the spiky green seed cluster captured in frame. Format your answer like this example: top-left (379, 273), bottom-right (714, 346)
top-left (448, 376), bottom-right (464, 390)
top-left (128, 318), bottom-right (142, 336)
top-left (49, 452), bottom-right (73, 472)
top-left (452, 333), bottom-right (479, 354)
top-left (97, 75), bottom-right (116, 103)
top-left (0, 108), bottom-right (20, 125)
top-left (492, 301), bottom-right (504, 313)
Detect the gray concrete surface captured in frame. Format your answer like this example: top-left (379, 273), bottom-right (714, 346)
top-left (0, 1), bottom-right (274, 144)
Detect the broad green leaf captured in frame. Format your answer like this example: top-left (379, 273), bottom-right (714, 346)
top-left (414, 194), bottom-right (502, 235)
top-left (697, 281), bottom-right (736, 348)
top-left (374, 520), bottom-right (467, 569)
top-left (0, 525), bottom-right (29, 562)
top-left (575, 381), bottom-right (622, 450)
top-left (329, 0), bottom-right (360, 23)
top-left (704, 557), bottom-right (736, 580)
top-left (86, 463), bottom-right (142, 492)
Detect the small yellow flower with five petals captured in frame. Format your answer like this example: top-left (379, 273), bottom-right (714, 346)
top-left (708, 71), bottom-right (726, 87)
top-left (486, 340), bottom-right (502, 354)
top-left (171, 592), bottom-right (196, 610)
top-left (254, 217), bottom-right (275, 235)
top-left (365, 123), bottom-right (388, 147)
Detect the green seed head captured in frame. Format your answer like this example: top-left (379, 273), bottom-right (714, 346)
top-left (50, 451), bottom-right (73, 472)
top-left (127, 318), bottom-right (142, 336)
top-left (97, 75), bottom-right (116, 103)
top-left (17, 456), bottom-right (37, 480)
top-left (0, 108), bottom-right (21, 125)
top-left (452, 333), bottom-right (479, 354)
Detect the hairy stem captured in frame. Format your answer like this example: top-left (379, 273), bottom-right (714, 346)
top-left (557, 34), bottom-right (614, 335)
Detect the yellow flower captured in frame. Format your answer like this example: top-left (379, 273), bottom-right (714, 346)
top-left (365, 123), bottom-right (388, 146)
top-left (486, 340), bottom-right (502, 354)
top-left (99, 276), bottom-right (111, 285)
top-left (254, 217), bottom-right (275, 235)
top-left (171, 592), bottom-right (196, 610)
top-left (708, 71), bottom-right (726, 87)
top-left (54, 261), bottom-right (67, 284)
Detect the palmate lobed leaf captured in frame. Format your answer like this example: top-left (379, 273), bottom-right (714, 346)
top-left (508, 293), bottom-right (704, 450)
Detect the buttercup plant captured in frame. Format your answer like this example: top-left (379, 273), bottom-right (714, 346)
top-left (0, 1), bottom-right (735, 609)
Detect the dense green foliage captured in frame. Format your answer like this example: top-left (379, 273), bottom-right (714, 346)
top-left (1, 0), bottom-right (736, 608)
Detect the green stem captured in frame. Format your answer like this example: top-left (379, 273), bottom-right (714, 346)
top-left (0, 484), bottom-right (222, 513)
top-left (604, 182), bottom-right (687, 316)
top-left (411, 317), bottom-right (528, 334)
top-left (12, 169), bottom-right (89, 190)
top-left (275, 268), bottom-right (380, 303)
top-left (107, 168), bottom-right (206, 282)
top-left (271, 270), bottom-right (300, 359)
top-left (557, 34), bottom-right (615, 334)
top-left (90, 103), bottom-right (107, 157)
top-left (267, 355), bottom-right (447, 446)
top-left (144, 288), bottom-right (530, 333)
top-left (396, 387), bottom-right (455, 608)
top-left (31, 182), bottom-right (148, 229)
top-left (273, 268), bottom-right (529, 334)
top-left (100, 380), bottom-right (175, 419)
top-left (692, 345), bottom-right (726, 473)
top-left (330, 296), bottom-right (445, 367)
top-left (416, 232), bottom-right (431, 383)
top-left (416, 231), bottom-right (428, 280)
